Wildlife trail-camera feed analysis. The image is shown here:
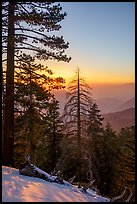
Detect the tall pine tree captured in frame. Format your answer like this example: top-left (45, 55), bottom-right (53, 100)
top-left (37, 97), bottom-right (64, 173)
top-left (87, 103), bottom-right (104, 187)
top-left (99, 122), bottom-right (117, 196)
top-left (2, 2), bottom-right (71, 166)
top-left (13, 53), bottom-right (65, 165)
top-left (111, 126), bottom-right (135, 202)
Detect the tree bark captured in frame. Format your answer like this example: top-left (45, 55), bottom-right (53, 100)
top-left (3, 2), bottom-right (15, 166)
top-left (77, 68), bottom-right (81, 152)
top-left (29, 68), bottom-right (36, 164)
top-left (52, 118), bottom-right (56, 170)
top-left (77, 68), bottom-right (82, 182)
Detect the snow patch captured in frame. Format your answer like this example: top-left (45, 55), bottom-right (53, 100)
top-left (2, 166), bottom-right (110, 202)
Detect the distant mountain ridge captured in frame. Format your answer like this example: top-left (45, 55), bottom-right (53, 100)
top-left (51, 83), bottom-right (135, 114)
top-left (95, 96), bottom-right (135, 114)
top-left (95, 97), bottom-right (123, 114)
top-left (103, 107), bottom-right (135, 132)
top-left (118, 97), bottom-right (135, 111)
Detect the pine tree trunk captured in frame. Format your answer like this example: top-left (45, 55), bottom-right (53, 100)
top-left (3, 2), bottom-right (15, 166)
top-left (29, 68), bottom-right (36, 164)
top-left (77, 68), bottom-right (81, 152)
top-left (29, 107), bottom-right (36, 164)
top-left (52, 120), bottom-right (56, 171)
top-left (77, 68), bottom-right (82, 182)
top-left (2, 67), bottom-right (5, 159)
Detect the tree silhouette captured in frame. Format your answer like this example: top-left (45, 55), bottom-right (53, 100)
top-left (112, 126), bottom-right (135, 202)
top-left (2, 2), bottom-right (71, 166)
top-left (86, 103), bottom-right (104, 187)
top-left (58, 68), bottom-right (94, 182)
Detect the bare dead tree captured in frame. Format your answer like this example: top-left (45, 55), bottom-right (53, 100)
top-left (60, 68), bottom-right (94, 182)
top-left (62, 68), bottom-right (94, 150)
top-left (82, 147), bottom-right (94, 182)
top-left (82, 146), bottom-right (100, 195)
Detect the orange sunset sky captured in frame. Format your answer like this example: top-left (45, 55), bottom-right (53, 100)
top-left (35, 2), bottom-right (135, 90)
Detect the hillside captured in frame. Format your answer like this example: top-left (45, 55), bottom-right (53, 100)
top-left (95, 97), bottom-right (123, 113)
top-left (2, 166), bottom-right (109, 202)
top-left (103, 107), bottom-right (135, 132)
top-left (118, 97), bottom-right (135, 111)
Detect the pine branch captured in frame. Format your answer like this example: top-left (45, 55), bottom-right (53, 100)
top-left (18, 3), bottom-right (30, 15)
top-left (15, 27), bottom-right (51, 38)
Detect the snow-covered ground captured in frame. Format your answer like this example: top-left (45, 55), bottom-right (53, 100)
top-left (2, 166), bottom-right (110, 202)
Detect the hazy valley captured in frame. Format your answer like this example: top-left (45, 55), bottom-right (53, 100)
top-left (103, 107), bottom-right (135, 132)
top-left (52, 83), bottom-right (135, 131)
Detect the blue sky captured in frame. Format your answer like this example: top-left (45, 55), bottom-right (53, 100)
top-left (45, 2), bottom-right (135, 84)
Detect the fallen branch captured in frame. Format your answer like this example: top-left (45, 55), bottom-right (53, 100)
top-left (110, 187), bottom-right (127, 202)
top-left (125, 188), bottom-right (133, 202)
top-left (68, 175), bottom-right (76, 184)
top-left (110, 186), bottom-right (133, 202)
top-left (19, 161), bottom-right (64, 184)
